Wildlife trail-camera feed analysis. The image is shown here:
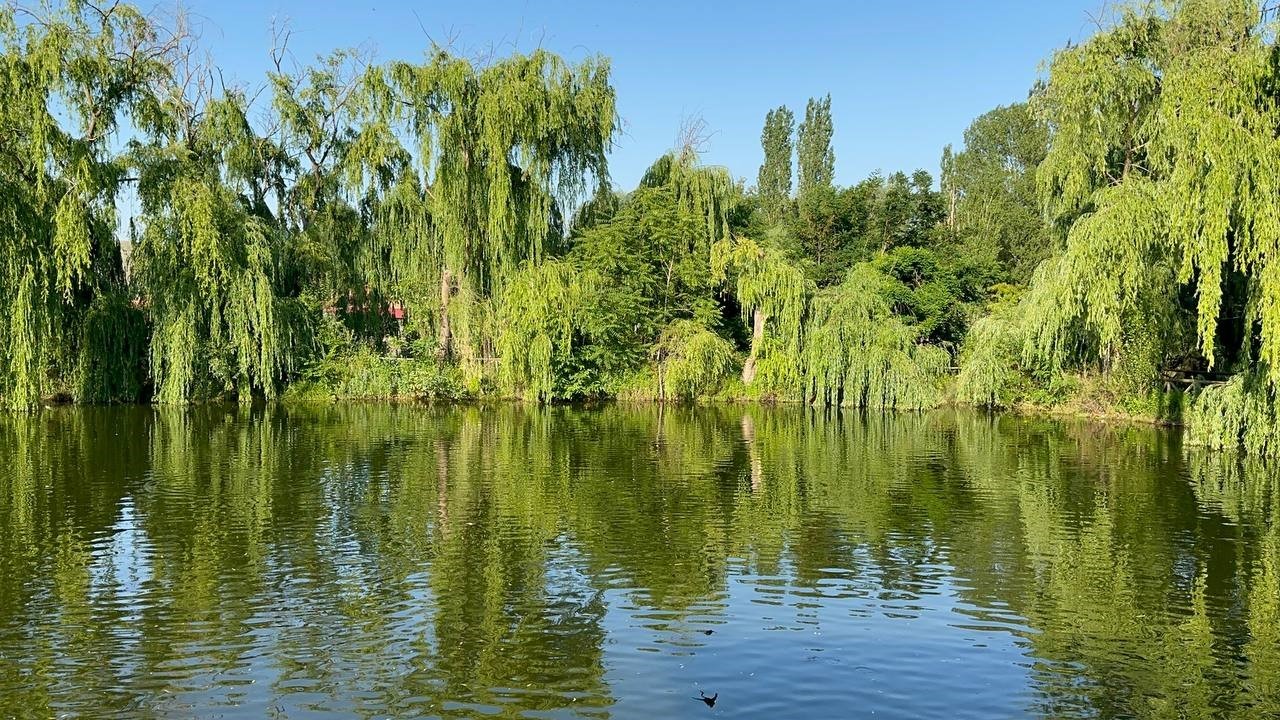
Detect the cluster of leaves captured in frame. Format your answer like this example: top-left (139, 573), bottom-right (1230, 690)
top-left (497, 151), bottom-right (737, 400)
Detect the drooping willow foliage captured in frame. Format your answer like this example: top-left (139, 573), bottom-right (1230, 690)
top-left (75, 293), bottom-right (147, 403)
top-left (712, 235), bottom-right (810, 391)
top-left (11, 0), bottom-right (1280, 455)
top-left (1187, 373), bottom-right (1280, 456)
top-left (0, 1), bottom-right (620, 407)
top-left (494, 259), bottom-right (600, 401)
top-left (711, 237), bottom-right (948, 408)
top-left (801, 266), bottom-right (949, 409)
top-left (638, 150), bottom-right (735, 253)
top-left (954, 289), bottom-right (1029, 408)
top-left (0, 2), bottom-right (173, 409)
top-left (0, 2), bottom-right (1015, 415)
top-left (131, 93), bottom-right (311, 404)
top-left (948, 0), bottom-right (1280, 454)
top-left (643, 319), bottom-right (738, 401)
top-left (365, 49), bottom-right (617, 364)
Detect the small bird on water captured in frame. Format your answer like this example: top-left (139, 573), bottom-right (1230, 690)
top-left (693, 690), bottom-right (718, 708)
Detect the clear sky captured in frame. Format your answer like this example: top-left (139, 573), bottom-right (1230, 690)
top-left (185, 0), bottom-right (1107, 190)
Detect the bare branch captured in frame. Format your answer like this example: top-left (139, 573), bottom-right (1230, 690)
top-left (676, 113), bottom-right (716, 159)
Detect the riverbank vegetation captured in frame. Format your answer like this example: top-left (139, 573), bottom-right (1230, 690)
top-left (2, 0), bottom-right (1279, 456)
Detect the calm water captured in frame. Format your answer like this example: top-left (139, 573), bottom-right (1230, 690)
top-left (0, 405), bottom-right (1277, 719)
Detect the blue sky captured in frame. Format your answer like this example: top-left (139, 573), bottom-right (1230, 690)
top-left (187, 0), bottom-right (1106, 190)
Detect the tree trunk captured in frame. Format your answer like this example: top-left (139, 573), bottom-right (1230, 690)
top-left (435, 438), bottom-right (450, 535)
top-left (742, 307), bottom-right (766, 385)
top-left (437, 268), bottom-right (454, 359)
top-left (741, 413), bottom-right (762, 492)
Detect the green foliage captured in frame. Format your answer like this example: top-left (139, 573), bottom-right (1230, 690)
top-left (288, 314), bottom-right (464, 401)
top-left (865, 170), bottom-right (944, 254)
top-left (569, 184), bottom-right (621, 237)
top-left (872, 246), bottom-right (978, 344)
top-left (132, 104), bottom-right (305, 403)
top-left (713, 237), bottom-right (809, 349)
top-left (622, 317), bottom-right (742, 399)
top-left (941, 103), bottom-right (1048, 284)
top-left (757, 106), bottom-right (795, 222)
top-left (290, 351), bottom-right (464, 402)
top-left (367, 48), bottom-right (618, 364)
top-left (495, 259), bottom-right (599, 401)
top-left (10, 0), bottom-right (1280, 466)
top-left (0, 2), bottom-right (171, 409)
top-left (801, 265), bottom-right (949, 409)
top-left (1022, 0), bottom-right (1278, 395)
top-left (955, 287), bottom-right (1030, 408)
top-left (1187, 373), bottom-right (1280, 457)
top-left (75, 293), bottom-right (147, 404)
top-left (497, 162), bottom-right (737, 401)
top-left (796, 95), bottom-right (834, 201)
top-left (638, 151), bottom-right (736, 252)
top-left (942, 0), bottom-right (1280, 450)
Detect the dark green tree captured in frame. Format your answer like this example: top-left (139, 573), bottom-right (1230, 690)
top-left (940, 103), bottom-right (1048, 285)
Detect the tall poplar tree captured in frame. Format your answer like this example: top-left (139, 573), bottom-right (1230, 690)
top-left (796, 95), bottom-right (834, 201)
top-left (757, 106), bottom-right (794, 222)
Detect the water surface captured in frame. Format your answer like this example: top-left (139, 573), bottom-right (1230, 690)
top-left (1, 404), bottom-right (1277, 718)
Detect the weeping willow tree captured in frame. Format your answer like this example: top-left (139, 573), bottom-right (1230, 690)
top-left (1022, 7), bottom-right (1180, 385)
top-left (360, 48), bottom-right (616, 375)
top-left (957, 0), bottom-right (1280, 452)
top-left (131, 88), bottom-right (309, 403)
top-left (711, 235), bottom-right (810, 391)
top-left (637, 148), bottom-right (736, 253)
top-left (712, 236), bottom-right (945, 408)
top-left (268, 46), bottom-right (422, 341)
top-left (0, 2), bottom-right (176, 408)
top-left (801, 265), bottom-right (949, 409)
top-left (493, 260), bottom-right (602, 401)
top-left (642, 319), bottom-right (737, 401)
top-left (955, 287), bottom-right (1031, 408)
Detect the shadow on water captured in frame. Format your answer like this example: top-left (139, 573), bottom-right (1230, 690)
top-left (0, 404), bottom-right (1277, 718)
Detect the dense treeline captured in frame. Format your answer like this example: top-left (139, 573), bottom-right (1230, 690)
top-left (2, 0), bottom-right (1279, 456)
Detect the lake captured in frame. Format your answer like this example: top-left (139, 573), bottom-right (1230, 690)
top-left (0, 404), bottom-right (1276, 718)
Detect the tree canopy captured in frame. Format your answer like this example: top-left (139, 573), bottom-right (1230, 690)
top-left (4, 0), bottom-right (1280, 459)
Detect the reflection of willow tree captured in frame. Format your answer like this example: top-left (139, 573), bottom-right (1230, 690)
top-left (130, 407), bottom-right (295, 710)
top-left (728, 408), bottom-right (985, 594)
top-left (945, 418), bottom-right (1279, 719)
top-left (634, 404), bottom-right (1280, 718)
top-left (0, 405), bottom-right (620, 717)
top-left (416, 404), bottom-right (613, 718)
top-left (7, 405), bottom-right (1280, 718)
top-left (0, 409), bottom-right (153, 716)
top-left (550, 404), bottom-right (743, 608)
top-left (1187, 451), bottom-right (1280, 718)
